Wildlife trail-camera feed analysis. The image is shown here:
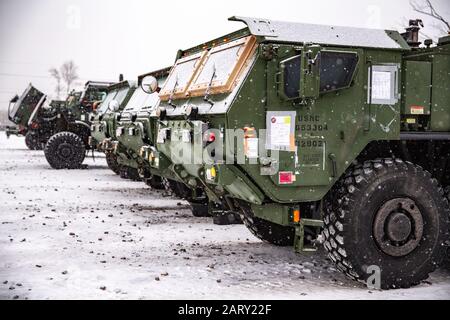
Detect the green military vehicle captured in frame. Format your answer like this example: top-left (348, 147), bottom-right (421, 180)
top-left (88, 80), bottom-right (137, 175)
top-left (6, 84), bottom-right (66, 150)
top-left (44, 81), bottom-right (113, 169)
top-left (110, 69), bottom-right (171, 184)
top-left (149, 17), bottom-right (450, 289)
top-left (111, 68), bottom-right (213, 216)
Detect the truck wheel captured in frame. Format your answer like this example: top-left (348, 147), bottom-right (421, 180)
top-left (189, 201), bottom-right (211, 217)
top-left (161, 178), bottom-right (184, 198)
top-left (25, 131), bottom-right (41, 150)
top-left (444, 187), bottom-right (450, 262)
top-left (164, 180), bottom-right (188, 198)
top-left (322, 158), bottom-right (449, 289)
top-left (44, 132), bottom-right (86, 169)
top-left (119, 166), bottom-right (141, 181)
top-left (174, 182), bottom-right (193, 199)
top-left (144, 175), bottom-right (165, 190)
top-left (238, 202), bottom-right (294, 246)
top-left (105, 152), bottom-right (121, 175)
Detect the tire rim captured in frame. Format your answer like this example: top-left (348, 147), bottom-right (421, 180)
top-left (373, 198), bottom-right (424, 257)
top-left (57, 143), bottom-right (74, 158)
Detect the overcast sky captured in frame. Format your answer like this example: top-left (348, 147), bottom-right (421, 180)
top-left (0, 0), bottom-right (449, 109)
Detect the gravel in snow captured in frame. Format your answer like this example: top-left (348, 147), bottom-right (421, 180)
top-left (0, 134), bottom-right (449, 299)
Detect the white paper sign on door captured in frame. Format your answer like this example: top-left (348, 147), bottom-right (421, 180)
top-left (266, 111), bottom-right (296, 151)
top-left (371, 71), bottom-right (391, 100)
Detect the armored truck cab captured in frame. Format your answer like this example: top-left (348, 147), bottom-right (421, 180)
top-left (44, 81), bottom-right (113, 169)
top-left (89, 80), bottom-right (137, 174)
top-left (153, 17), bottom-right (450, 289)
top-left (109, 69), bottom-right (170, 181)
top-left (6, 84), bottom-right (65, 150)
top-left (111, 68), bottom-right (211, 217)
top-left (7, 84), bottom-right (46, 133)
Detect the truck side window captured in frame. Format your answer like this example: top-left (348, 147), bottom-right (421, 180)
top-left (319, 52), bottom-right (358, 93)
top-left (283, 55), bottom-right (302, 99)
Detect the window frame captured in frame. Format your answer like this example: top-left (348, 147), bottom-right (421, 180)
top-left (280, 54), bottom-right (302, 100)
top-left (187, 36), bottom-right (257, 97)
top-left (367, 64), bottom-right (399, 105)
top-left (113, 87), bottom-right (130, 106)
top-left (159, 51), bottom-right (208, 101)
top-left (318, 50), bottom-right (359, 94)
top-left (97, 90), bottom-right (119, 114)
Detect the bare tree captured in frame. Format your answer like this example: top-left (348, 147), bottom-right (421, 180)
top-left (60, 60), bottom-right (79, 94)
top-left (49, 67), bottom-right (62, 99)
top-left (410, 0), bottom-right (450, 34)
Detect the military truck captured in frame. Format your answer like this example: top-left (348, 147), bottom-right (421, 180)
top-left (6, 84), bottom-right (66, 150)
top-left (110, 68), bottom-right (212, 216)
top-left (89, 80), bottom-right (137, 175)
top-left (149, 17), bottom-right (450, 289)
top-left (105, 69), bottom-right (168, 183)
top-left (44, 81), bottom-right (113, 169)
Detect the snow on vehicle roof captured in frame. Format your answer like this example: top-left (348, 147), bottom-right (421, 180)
top-left (84, 81), bottom-right (116, 88)
top-left (106, 80), bottom-right (137, 92)
top-left (230, 16), bottom-right (410, 50)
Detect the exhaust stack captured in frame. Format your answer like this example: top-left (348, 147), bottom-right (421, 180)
top-left (401, 19), bottom-right (424, 48)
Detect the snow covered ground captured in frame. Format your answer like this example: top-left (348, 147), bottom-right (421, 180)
top-left (0, 134), bottom-right (449, 300)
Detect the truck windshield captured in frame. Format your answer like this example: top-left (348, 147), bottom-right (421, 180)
top-left (113, 87), bottom-right (129, 106)
top-left (123, 87), bottom-right (157, 112)
top-left (193, 45), bottom-right (241, 86)
top-left (159, 52), bottom-right (206, 100)
top-left (165, 60), bottom-right (197, 91)
top-left (187, 36), bottom-right (256, 96)
top-left (97, 90), bottom-right (118, 114)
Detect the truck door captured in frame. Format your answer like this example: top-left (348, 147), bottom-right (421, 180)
top-left (402, 60), bottom-right (432, 128)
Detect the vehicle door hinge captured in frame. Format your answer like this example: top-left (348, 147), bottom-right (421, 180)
top-left (261, 44), bottom-right (279, 60)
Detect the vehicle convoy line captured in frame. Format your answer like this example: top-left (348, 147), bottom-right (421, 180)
top-left (4, 16), bottom-right (450, 292)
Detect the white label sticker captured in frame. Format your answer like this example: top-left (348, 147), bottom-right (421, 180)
top-left (371, 71), bottom-right (391, 100)
top-left (182, 130), bottom-right (191, 143)
top-left (270, 116), bottom-right (291, 148)
top-left (266, 111), bottom-right (296, 151)
top-left (245, 138), bottom-right (259, 158)
top-left (411, 106), bottom-right (424, 115)
top-left (157, 129), bottom-right (167, 144)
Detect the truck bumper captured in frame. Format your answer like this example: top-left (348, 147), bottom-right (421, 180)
top-left (5, 126), bottom-right (22, 138)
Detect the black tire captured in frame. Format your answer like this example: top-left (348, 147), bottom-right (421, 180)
top-left (119, 166), bottom-right (141, 181)
top-left (212, 212), bottom-right (243, 225)
top-left (190, 202), bottom-right (210, 217)
top-left (445, 187), bottom-right (450, 263)
top-left (323, 158), bottom-right (450, 289)
top-left (144, 175), bottom-right (165, 190)
top-left (44, 132), bottom-right (86, 169)
top-left (445, 186), bottom-right (450, 204)
top-left (105, 152), bottom-right (121, 175)
top-left (164, 180), bottom-right (190, 199)
top-left (237, 202), bottom-right (295, 246)
top-left (25, 131), bottom-right (41, 150)
top-left (173, 181), bottom-right (193, 199)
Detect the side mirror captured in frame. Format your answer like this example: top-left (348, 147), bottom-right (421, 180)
top-left (108, 100), bottom-right (120, 112)
top-left (141, 75), bottom-right (159, 94)
top-left (10, 95), bottom-right (19, 104)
